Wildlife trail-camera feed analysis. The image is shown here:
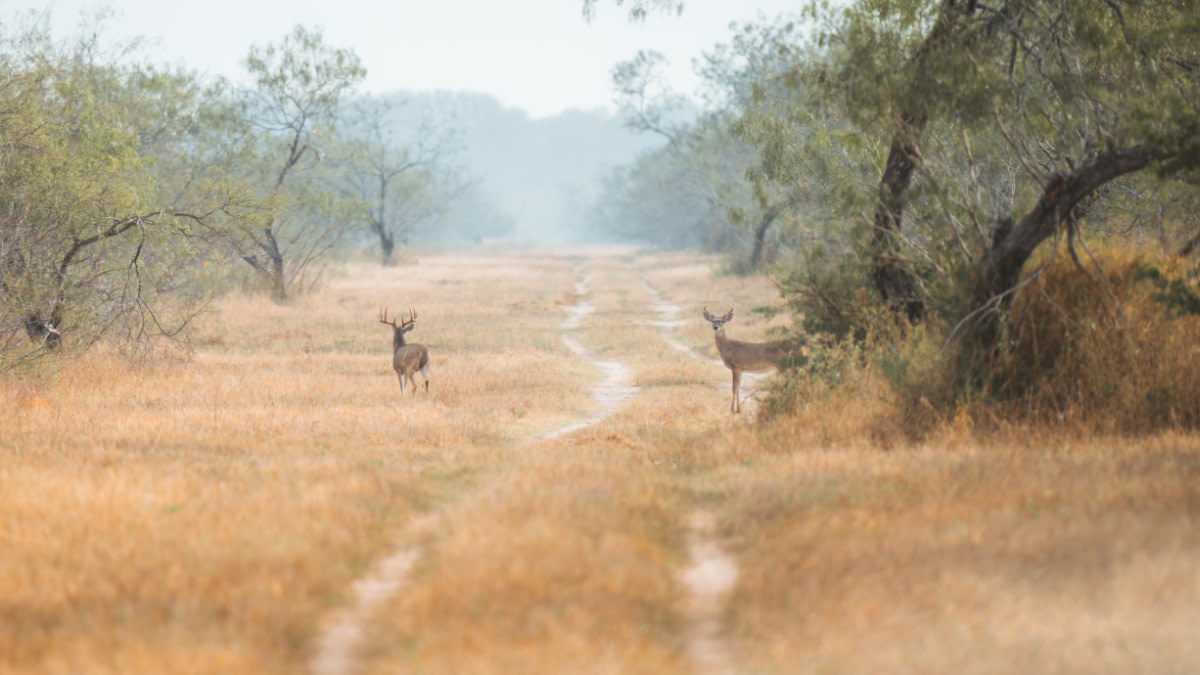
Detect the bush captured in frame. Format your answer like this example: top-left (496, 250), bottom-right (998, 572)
top-left (984, 249), bottom-right (1200, 432)
top-left (774, 245), bottom-right (1200, 437)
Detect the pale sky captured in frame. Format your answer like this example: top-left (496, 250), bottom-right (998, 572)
top-left (14, 0), bottom-right (800, 118)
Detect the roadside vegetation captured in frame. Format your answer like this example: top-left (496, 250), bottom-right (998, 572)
top-left (589, 0), bottom-right (1200, 437)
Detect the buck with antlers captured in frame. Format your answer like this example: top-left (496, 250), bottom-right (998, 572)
top-left (703, 305), bottom-right (790, 413)
top-left (379, 307), bottom-right (430, 396)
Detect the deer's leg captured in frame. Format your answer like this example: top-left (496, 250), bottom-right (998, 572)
top-left (421, 364), bottom-right (430, 394)
top-left (731, 369), bottom-right (742, 413)
top-left (397, 370), bottom-right (407, 396)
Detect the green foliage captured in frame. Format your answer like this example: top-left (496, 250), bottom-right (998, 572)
top-left (706, 0), bottom-right (1200, 428)
top-left (590, 43), bottom-right (818, 260)
top-left (581, 0), bottom-right (683, 22)
top-left (611, 50), bottom-right (689, 141)
top-left (242, 25), bottom-right (365, 142)
top-left (0, 18), bottom-right (235, 369)
top-left (588, 112), bottom-right (761, 250)
top-left (0, 17), bottom-right (378, 368)
top-left (331, 94), bottom-right (475, 260)
top-left (1134, 263), bottom-right (1200, 317)
top-left (772, 224), bottom-right (894, 341)
top-left (760, 332), bottom-right (869, 419)
top-left (230, 25), bottom-right (367, 297)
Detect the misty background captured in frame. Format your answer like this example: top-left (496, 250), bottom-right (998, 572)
top-left (7, 0), bottom-right (798, 254)
top-left (379, 90), bottom-right (682, 244)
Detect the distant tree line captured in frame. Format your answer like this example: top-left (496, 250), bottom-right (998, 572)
top-left (0, 15), bottom-right (497, 371)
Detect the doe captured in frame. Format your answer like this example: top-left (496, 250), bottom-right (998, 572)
top-left (703, 305), bottom-right (790, 413)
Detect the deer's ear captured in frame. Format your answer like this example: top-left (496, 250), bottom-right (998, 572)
top-left (722, 310), bottom-right (734, 322)
top-left (403, 324), bottom-right (415, 333)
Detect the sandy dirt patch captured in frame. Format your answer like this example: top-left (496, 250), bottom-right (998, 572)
top-left (539, 269), bottom-right (640, 441)
top-left (680, 512), bottom-right (739, 675)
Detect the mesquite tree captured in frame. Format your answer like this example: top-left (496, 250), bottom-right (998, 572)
top-left (0, 21), bottom-right (234, 370)
top-left (334, 95), bottom-right (467, 264)
top-left (235, 25), bottom-right (365, 299)
top-left (597, 0), bottom-right (1199, 332)
top-left (717, 1), bottom-right (1199, 346)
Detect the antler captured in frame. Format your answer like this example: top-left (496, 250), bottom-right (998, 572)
top-left (379, 307), bottom-right (399, 327)
top-left (703, 304), bottom-right (734, 321)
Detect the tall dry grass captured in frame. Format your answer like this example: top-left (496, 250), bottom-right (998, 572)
top-left (996, 249), bottom-right (1200, 431)
top-left (3, 245), bottom-right (1198, 675)
top-left (701, 421), bottom-right (1200, 673)
top-left (0, 251), bottom-right (594, 674)
top-left (350, 250), bottom-right (758, 674)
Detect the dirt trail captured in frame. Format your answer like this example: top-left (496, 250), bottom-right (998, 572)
top-left (309, 550), bottom-right (419, 675)
top-left (539, 269), bottom-right (640, 441)
top-left (641, 277), bottom-right (744, 672)
top-left (640, 279), bottom-right (723, 366)
top-left (681, 512), bottom-right (740, 675)
top-left (310, 263), bottom-right (640, 675)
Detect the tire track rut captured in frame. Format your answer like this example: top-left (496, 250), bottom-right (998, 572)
top-left (539, 270), bottom-right (640, 441)
top-left (309, 263), bottom-right (639, 675)
top-left (642, 276), bottom-right (743, 675)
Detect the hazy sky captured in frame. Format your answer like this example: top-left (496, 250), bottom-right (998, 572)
top-left (16, 0), bottom-right (800, 118)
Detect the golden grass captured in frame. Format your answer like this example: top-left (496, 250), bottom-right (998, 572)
top-left (708, 425), bottom-right (1200, 673)
top-left (358, 447), bottom-right (688, 675)
top-left (0, 251), bottom-right (593, 674)
top-left (1000, 249), bottom-right (1200, 431)
top-left (3, 245), bottom-right (1198, 674)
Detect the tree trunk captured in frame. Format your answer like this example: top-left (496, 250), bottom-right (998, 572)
top-left (867, 0), bottom-right (993, 322)
top-left (371, 220), bottom-right (395, 266)
top-left (261, 224), bottom-right (287, 301)
top-left (977, 145), bottom-right (1156, 304)
top-left (871, 129), bottom-right (926, 323)
top-left (968, 144), bottom-right (1158, 355)
top-left (375, 178), bottom-right (395, 265)
top-left (380, 231), bottom-right (395, 265)
top-left (750, 205), bottom-right (780, 270)
top-left (1180, 228), bottom-right (1200, 258)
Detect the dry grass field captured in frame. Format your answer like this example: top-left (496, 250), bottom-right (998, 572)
top-left (2, 245), bottom-right (1199, 674)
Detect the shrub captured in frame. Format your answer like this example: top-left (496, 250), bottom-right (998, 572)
top-left (775, 245), bottom-right (1200, 436)
top-left (985, 249), bottom-right (1200, 431)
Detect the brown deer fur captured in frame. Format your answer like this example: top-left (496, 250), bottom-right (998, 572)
top-left (703, 305), bottom-right (789, 413)
top-left (379, 307), bottom-right (430, 396)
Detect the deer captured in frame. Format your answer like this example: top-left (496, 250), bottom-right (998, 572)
top-left (703, 305), bottom-right (790, 413)
top-left (379, 307), bottom-right (430, 397)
